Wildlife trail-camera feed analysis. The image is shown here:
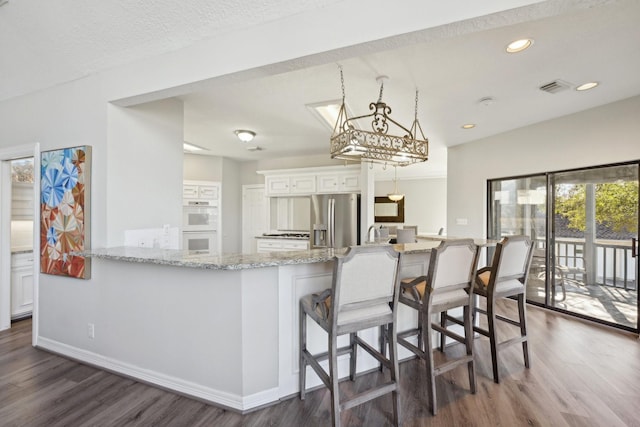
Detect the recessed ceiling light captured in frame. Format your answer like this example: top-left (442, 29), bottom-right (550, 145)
top-left (506, 38), bottom-right (534, 53)
top-left (462, 124), bottom-right (476, 129)
top-left (234, 129), bottom-right (256, 142)
top-left (576, 82), bottom-right (599, 91)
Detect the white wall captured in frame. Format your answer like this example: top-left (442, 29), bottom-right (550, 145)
top-left (184, 153), bottom-right (223, 181)
top-left (375, 177), bottom-right (447, 235)
top-left (447, 95), bottom-right (640, 239)
top-left (222, 157), bottom-right (242, 253)
top-left (106, 98), bottom-right (184, 245)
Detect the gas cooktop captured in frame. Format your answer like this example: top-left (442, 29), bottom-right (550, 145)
top-left (262, 233), bottom-right (309, 238)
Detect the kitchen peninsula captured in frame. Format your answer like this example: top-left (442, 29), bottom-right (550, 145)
top-left (47, 242), bottom-right (439, 413)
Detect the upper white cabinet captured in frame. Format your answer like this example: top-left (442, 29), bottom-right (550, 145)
top-left (260, 166), bottom-right (360, 196)
top-left (183, 181), bottom-right (220, 201)
top-left (317, 171), bottom-right (360, 193)
top-left (265, 175), bottom-right (316, 196)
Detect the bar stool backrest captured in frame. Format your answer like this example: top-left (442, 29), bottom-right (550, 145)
top-left (487, 236), bottom-right (534, 295)
top-left (396, 229), bottom-right (416, 243)
top-left (333, 246), bottom-right (400, 327)
top-left (429, 239), bottom-right (479, 293)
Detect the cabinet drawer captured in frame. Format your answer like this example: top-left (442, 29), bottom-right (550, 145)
top-left (282, 241), bottom-right (309, 250)
top-left (12, 252), bottom-right (34, 268)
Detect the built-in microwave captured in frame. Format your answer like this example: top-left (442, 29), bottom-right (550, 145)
top-left (183, 231), bottom-right (217, 254)
top-left (183, 200), bottom-right (218, 231)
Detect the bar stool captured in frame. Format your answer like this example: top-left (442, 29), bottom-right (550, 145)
top-left (473, 235), bottom-right (534, 383)
top-left (396, 228), bottom-right (416, 243)
top-left (299, 245), bottom-right (402, 427)
top-left (396, 239), bottom-right (480, 415)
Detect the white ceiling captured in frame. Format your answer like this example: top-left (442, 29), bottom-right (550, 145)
top-left (2, 0), bottom-right (640, 180)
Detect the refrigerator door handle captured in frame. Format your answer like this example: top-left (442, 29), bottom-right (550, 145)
top-left (329, 198), bottom-right (335, 248)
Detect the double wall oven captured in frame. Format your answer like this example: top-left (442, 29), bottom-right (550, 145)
top-left (183, 199), bottom-right (218, 254)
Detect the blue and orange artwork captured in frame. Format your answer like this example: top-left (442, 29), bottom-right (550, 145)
top-left (40, 146), bottom-right (91, 278)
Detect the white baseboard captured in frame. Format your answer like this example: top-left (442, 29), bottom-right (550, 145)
top-left (36, 336), bottom-right (279, 412)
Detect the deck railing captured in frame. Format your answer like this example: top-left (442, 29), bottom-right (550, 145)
top-left (554, 238), bottom-right (637, 291)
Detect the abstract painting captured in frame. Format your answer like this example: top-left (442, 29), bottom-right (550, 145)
top-left (40, 146), bottom-right (91, 278)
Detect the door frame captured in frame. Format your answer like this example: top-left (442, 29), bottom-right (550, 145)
top-left (487, 160), bottom-right (640, 333)
top-left (0, 143), bottom-right (40, 343)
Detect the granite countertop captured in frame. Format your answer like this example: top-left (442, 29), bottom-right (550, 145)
top-left (255, 233), bottom-right (310, 241)
top-left (80, 241), bottom-right (441, 270)
top-left (11, 248), bottom-right (34, 255)
top-left (417, 235), bottom-right (499, 247)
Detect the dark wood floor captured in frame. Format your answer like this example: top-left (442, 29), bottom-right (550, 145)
top-left (2, 301), bottom-right (640, 426)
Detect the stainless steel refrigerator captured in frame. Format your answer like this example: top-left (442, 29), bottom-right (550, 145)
top-left (310, 193), bottom-right (361, 248)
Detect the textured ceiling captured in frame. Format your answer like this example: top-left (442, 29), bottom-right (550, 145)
top-left (0, 0), bottom-right (340, 101)
top-left (2, 0), bottom-right (640, 180)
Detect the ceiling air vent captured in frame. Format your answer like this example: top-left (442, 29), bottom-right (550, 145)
top-left (539, 79), bottom-right (572, 94)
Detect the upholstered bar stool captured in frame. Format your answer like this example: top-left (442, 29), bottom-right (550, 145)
top-left (299, 245), bottom-right (402, 427)
top-left (395, 228), bottom-right (416, 243)
top-left (473, 235), bottom-right (534, 383)
top-left (396, 239), bottom-right (480, 415)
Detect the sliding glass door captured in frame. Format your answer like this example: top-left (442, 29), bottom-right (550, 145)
top-left (488, 174), bottom-right (548, 305)
top-left (488, 162), bottom-right (639, 332)
top-left (551, 164), bottom-right (638, 329)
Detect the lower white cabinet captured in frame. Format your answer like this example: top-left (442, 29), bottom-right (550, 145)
top-left (257, 239), bottom-right (309, 253)
top-left (11, 252), bottom-right (34, 319)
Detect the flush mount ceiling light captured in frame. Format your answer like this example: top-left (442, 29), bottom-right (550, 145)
top-left (461, 124), bottom-right (476, 129)
top-left (234, 129), bottom-right (256, 142)
top-left (506, 38), bottom-right (534, 53)
top-left (329, 67), bottom-right (429, 167)
top-left (387, 166), bottom-right (404, 202)
top-left (576, 81), bottom-right (599, 91)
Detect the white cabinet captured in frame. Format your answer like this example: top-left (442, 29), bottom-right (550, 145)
top-left (257, 239), bottom-right (309, 253)
top-left (198, 185), bottom-right (219, 200)
top-left (183, 181), bottom-right (220, 201)
top-left (317, 171), bottom-right (360, 193)
top-left (265, 175), bottom-right (316, 196)
top-left (11, 252), bottom-right (34, 319)
top-left (260, 166), bottom-right (360, 197)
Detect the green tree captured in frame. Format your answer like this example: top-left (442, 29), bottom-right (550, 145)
top-left (555, 181), bottom-right (638, 234)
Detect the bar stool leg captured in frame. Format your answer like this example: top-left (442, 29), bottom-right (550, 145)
top-left (464, 305), bottom-right (476, 393)
top-left (422, 308), bottom-right (437, 415)
top-left (329, 333), bottom-right (341, 427)
top-left (518, 293), bottom-right (531, 369)
top-left (487, 297), bottom-right (500, 384)
top-left (299, 302), bottom-right (307, 400)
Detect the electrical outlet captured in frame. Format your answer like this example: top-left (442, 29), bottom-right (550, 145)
top-left (88, 323), bottom-right (95, 339)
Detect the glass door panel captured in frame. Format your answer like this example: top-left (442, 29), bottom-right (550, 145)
top-left (551, 164), bottom-right (638, 329)
top-left (488, 175), bottom-right (547, 304)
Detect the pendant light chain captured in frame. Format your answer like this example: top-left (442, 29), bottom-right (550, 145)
top-left (414, 90), bottom-right (419, 121)
top-left (339, 65), bottom-right (346, 104)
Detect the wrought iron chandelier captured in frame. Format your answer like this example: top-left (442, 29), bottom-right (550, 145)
top-left (330, 67), bottom-right (429, 167)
